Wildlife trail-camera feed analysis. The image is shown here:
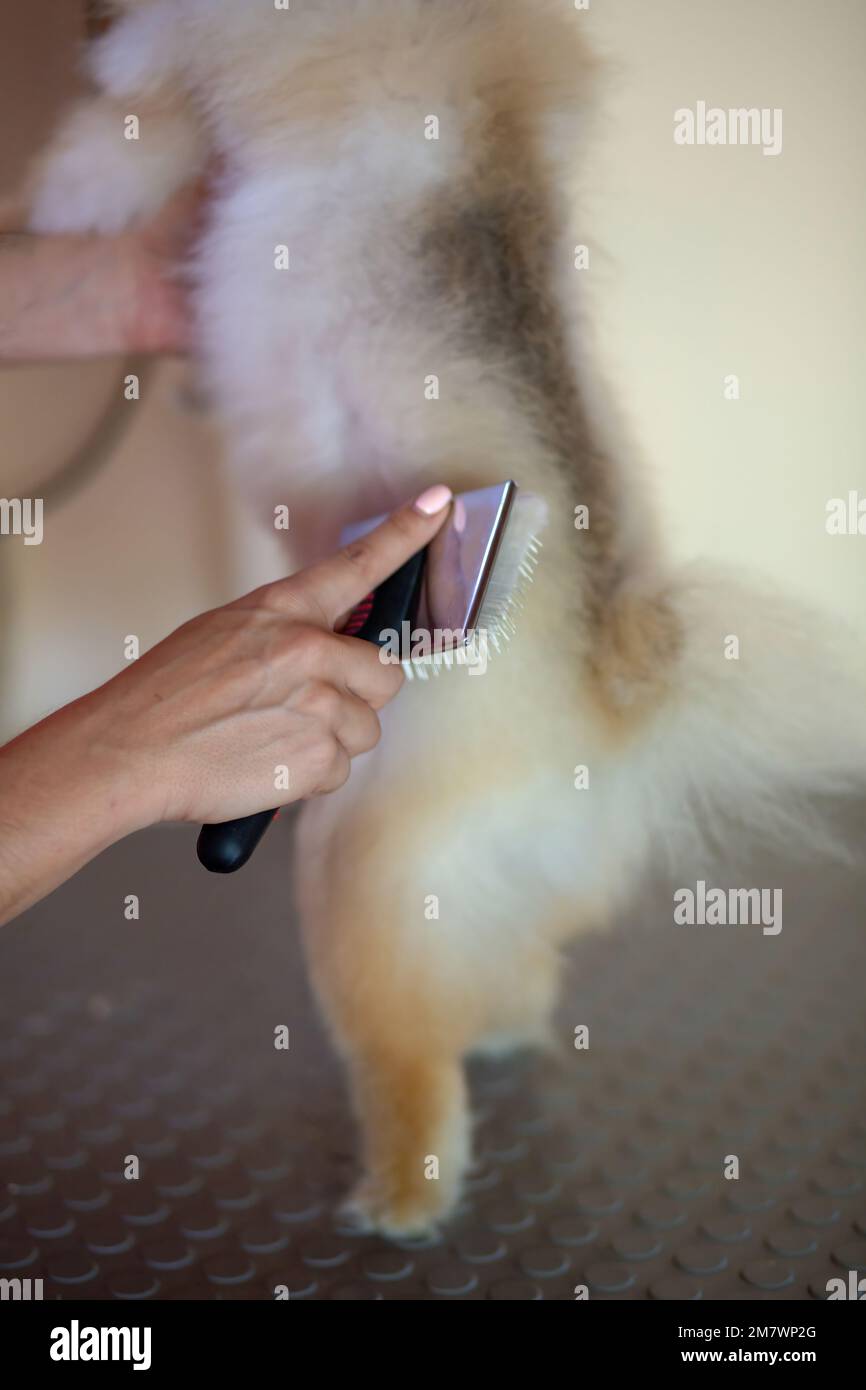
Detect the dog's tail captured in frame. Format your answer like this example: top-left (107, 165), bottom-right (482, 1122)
top-left (593, 564), bottom-right (866, 881)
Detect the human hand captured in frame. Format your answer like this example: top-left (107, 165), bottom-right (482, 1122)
top-left (0, 485), bottom-right (452, 925)
top-left (60, 486), bottom-right (452, 827)
top-left (92, 492), bottom-right (451, 825)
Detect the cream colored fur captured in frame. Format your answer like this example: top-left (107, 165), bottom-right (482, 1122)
top-left (29, 0), bottom-right (866, 1234)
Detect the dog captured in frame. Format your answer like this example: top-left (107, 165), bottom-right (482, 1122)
top-left (28, 0), bottom-right (866, 1235)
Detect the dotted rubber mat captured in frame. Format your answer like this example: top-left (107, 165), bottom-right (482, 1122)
top-left (1, 816), bottom-right (864, 1301)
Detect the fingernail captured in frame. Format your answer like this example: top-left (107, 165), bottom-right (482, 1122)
top-left (412, 484), bottom-right (453, 516)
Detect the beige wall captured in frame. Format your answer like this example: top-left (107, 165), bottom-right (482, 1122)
top-left (2, 0), bottom-right (863, 743)
top-left (582, 0), bottom-right (866, 620)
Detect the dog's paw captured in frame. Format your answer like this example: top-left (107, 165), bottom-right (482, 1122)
top-left (339, 1175), bottom-right (455, 1240)
top-left (29, 97), bottom-right (201, 236)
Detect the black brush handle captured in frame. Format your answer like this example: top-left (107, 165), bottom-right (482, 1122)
top-left (351, 549), bottom-right (425, 648)
top-left (197, 809), bottom-right (278, 874)
top-left (196, 551), bottom-right (426, 873)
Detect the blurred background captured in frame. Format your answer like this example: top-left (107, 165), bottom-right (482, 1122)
top-left (0, 0), bottom-right (863, 1305)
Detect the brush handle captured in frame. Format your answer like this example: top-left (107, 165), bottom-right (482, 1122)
top-left (196, 551), bottom-right (425, 873)
top-left (196, 809), bottom-right (279, 874)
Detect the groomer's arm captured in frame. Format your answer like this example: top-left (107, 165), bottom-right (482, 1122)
top-left (0, 188), bottom-right (200, 359)
top-left (0, 232), bottom-right (170, 358)
top-left (0, 487), bottom-right (452, 926)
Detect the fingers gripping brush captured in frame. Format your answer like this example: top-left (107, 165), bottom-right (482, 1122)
top-left (196, 481), bottom-right (546, 872)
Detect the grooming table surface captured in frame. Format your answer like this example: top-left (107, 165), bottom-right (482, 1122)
top-left (1, 818), bottom-right (864, 1302)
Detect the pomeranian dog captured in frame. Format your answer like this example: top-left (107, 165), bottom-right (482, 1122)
top-left (29, 0), bottom-right (866, 1235)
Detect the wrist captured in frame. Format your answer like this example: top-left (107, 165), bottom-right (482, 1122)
top-left (0, 695), bottom-right (154, 927)
top-left (3, 693), bottom-right (154, 851)
top-left (57, 689), bottom-right (164, 840)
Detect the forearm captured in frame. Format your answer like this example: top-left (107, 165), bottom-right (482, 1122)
top-left (0, 226), bottom-right (187, 360)
top-left (0, 696), bottom-right (146, 927)
top-left (0, 231), bottom-right (136, 361)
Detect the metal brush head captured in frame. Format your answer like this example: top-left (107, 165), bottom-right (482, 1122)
top-left (342, 481), bottom-right (547, 677)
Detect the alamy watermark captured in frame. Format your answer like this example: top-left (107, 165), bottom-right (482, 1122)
top-left (0, 497), bottom-right (43, 545)
top-left (826, 491), bottom-right (866, 535)
top-left (1, 1277), bottom-right (43, 1300)
top-left (379, 624), bottom-right (490, 676)
top-left (50, 1321), bottom-right (151, 1371)
top-left (674, 880), bottom-right (783, 936)
top-left (674, 102), bottom-right (783, 157)
top-left (826, 1270), bottom-right (866, 1300)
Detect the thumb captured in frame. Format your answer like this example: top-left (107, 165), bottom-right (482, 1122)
top-left (291, 484), bottom-right (453, 629)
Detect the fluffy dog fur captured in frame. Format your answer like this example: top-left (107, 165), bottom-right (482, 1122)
top-left (29, 0), bottom-right (866, 1233)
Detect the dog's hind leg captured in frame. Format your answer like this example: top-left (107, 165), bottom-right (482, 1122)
top-left (341, 1044), bottom-right (471, 1237)
top-left (296, 815), bottom-right (475, 1234)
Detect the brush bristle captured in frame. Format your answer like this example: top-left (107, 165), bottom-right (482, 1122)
top-left (403, 493), bottom-right (548, 679)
